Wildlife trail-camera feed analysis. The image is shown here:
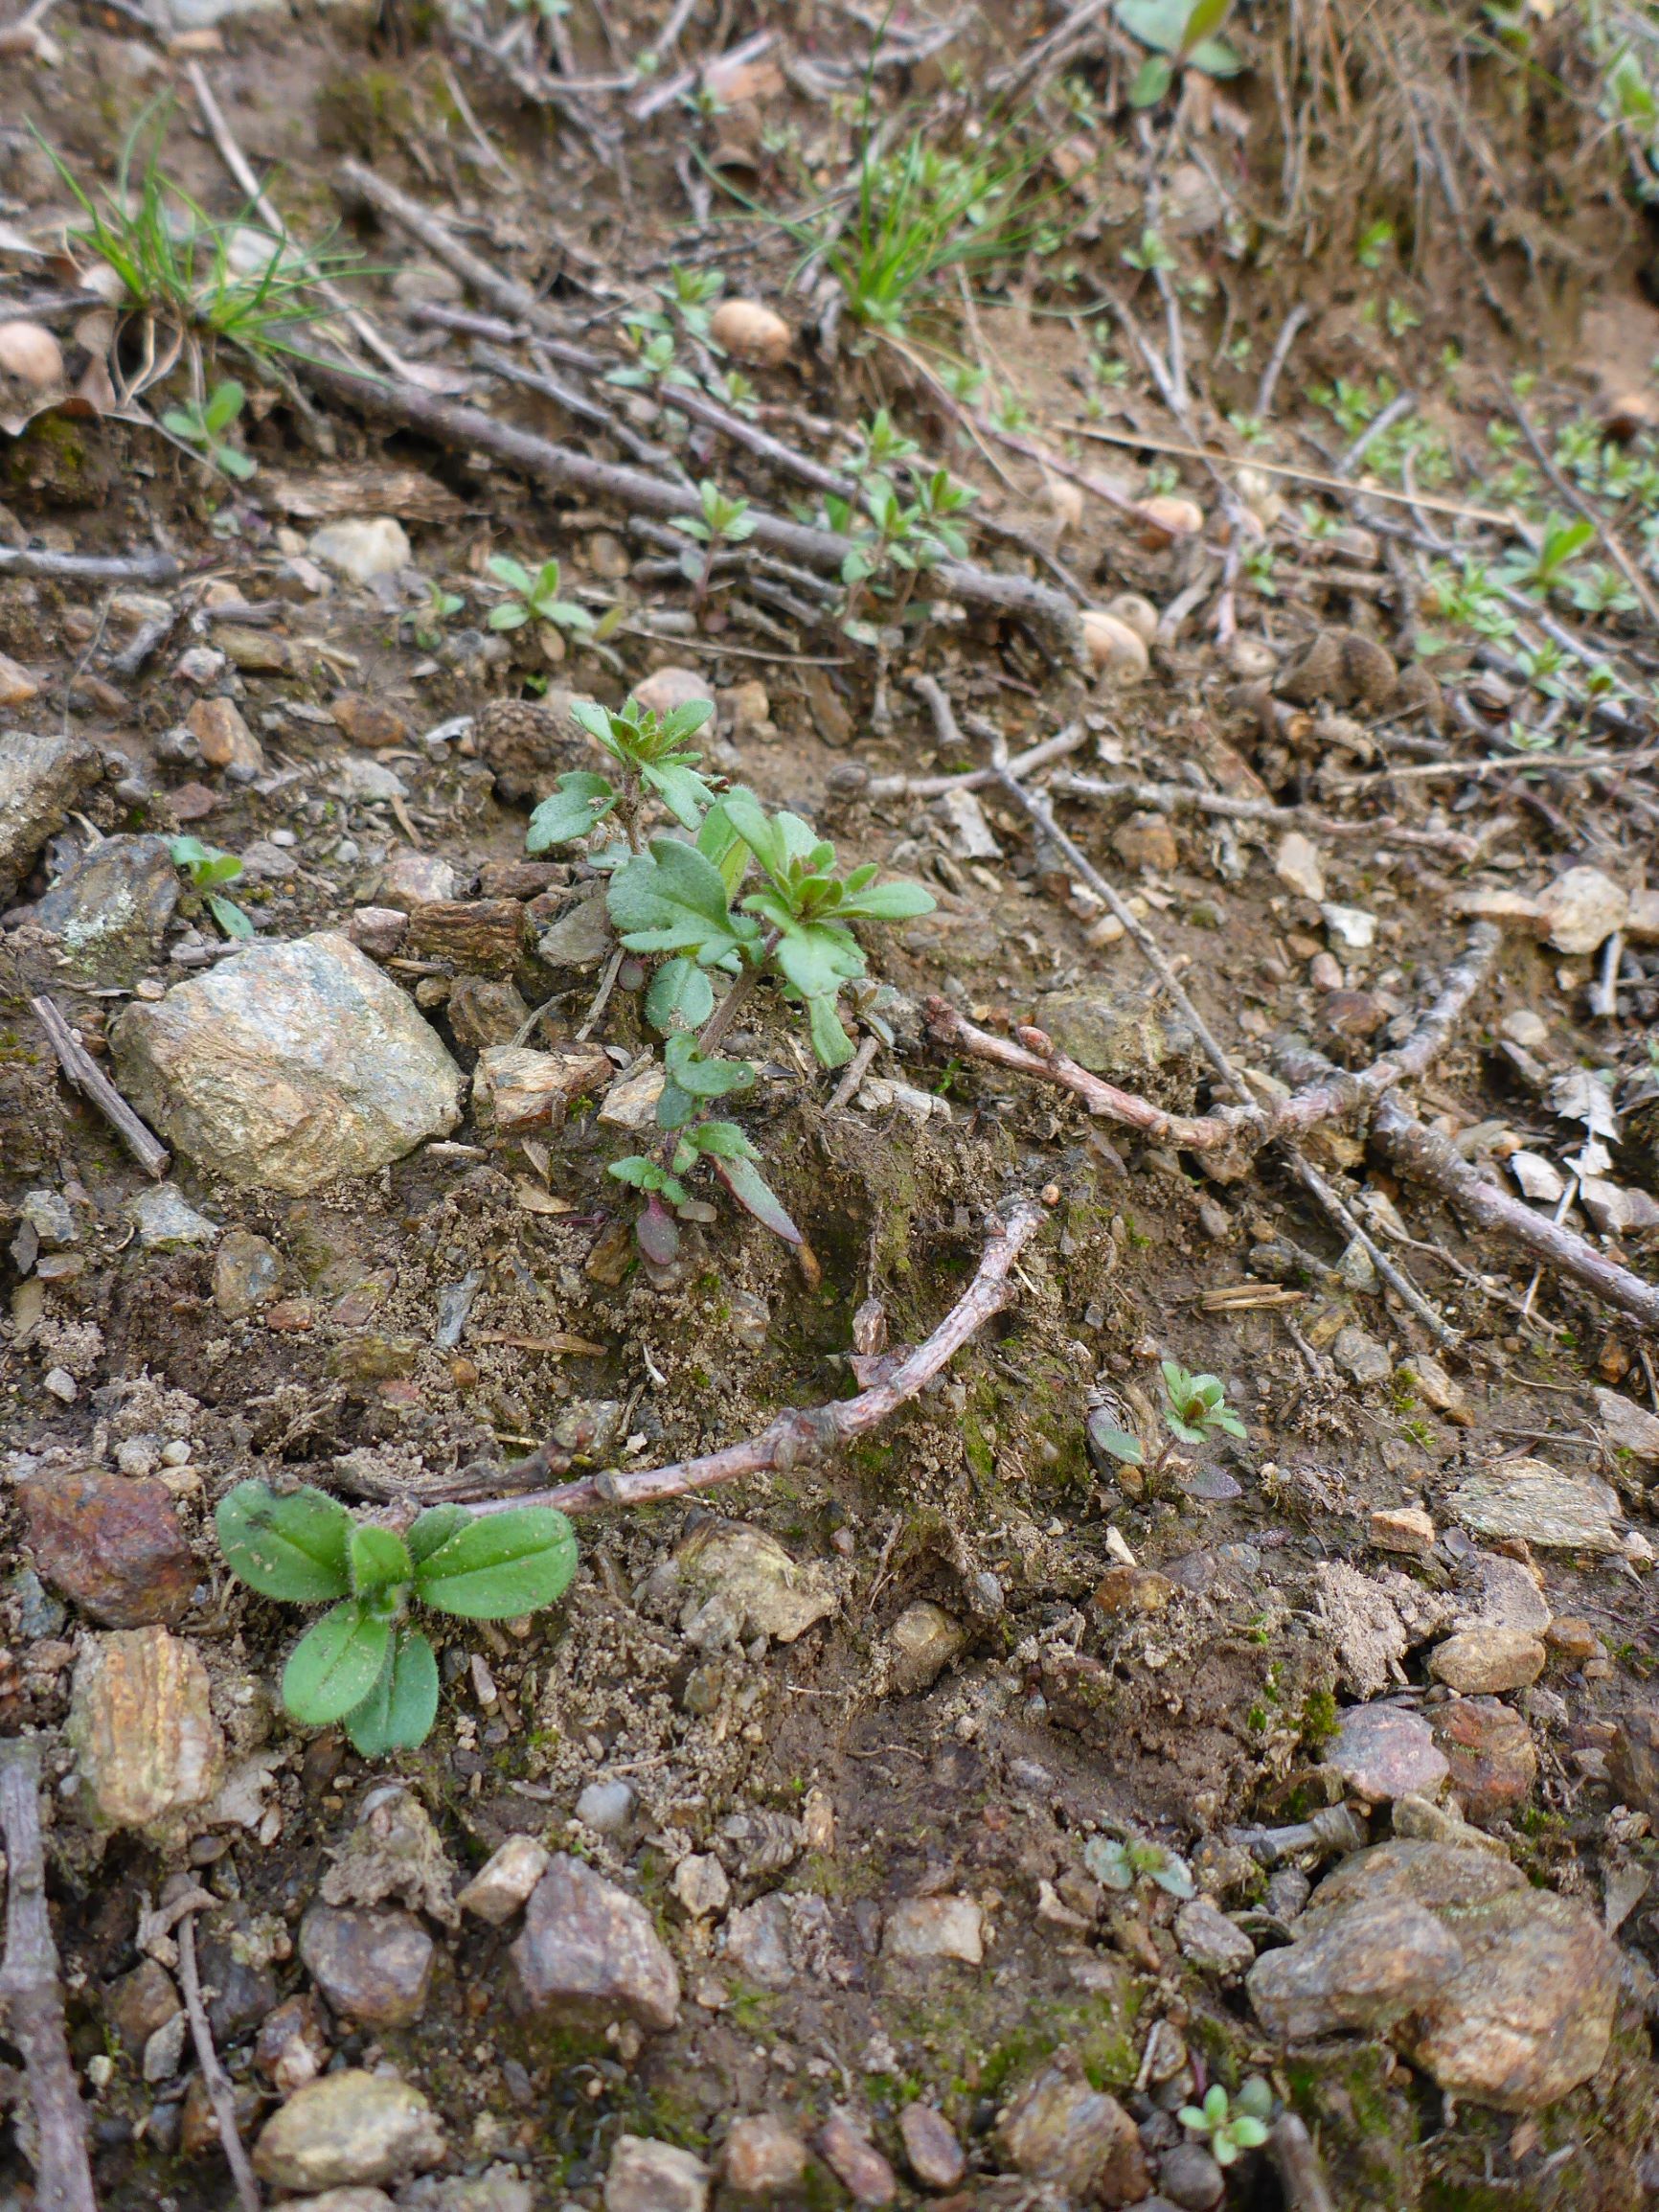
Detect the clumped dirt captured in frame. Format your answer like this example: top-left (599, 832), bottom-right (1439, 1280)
top-left (4, 1), bottom-right (1659, 2207)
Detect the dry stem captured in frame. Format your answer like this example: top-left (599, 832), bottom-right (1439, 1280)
top-left (469, 1198), bottom-right (1046, 1516)
top-left (0, 1742), bottom-right (98, 2212)
top-left (177, 1912), bottom-right (261, 2212)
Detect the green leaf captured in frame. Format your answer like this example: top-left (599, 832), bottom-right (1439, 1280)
top-left (679, 1118), bottom-right (755, 1160)
top-left (834, 878), bottom-right (937, 922)
top-left (768, 915), bottom-right (865, 1000)
top-left (645, 956), bottom-right (715, 1032)
top-left (343, 1626), bottom-right (439, 1758)
top-left (283, 1601), bottom-right (392, 1725)
top-left (488, 604), bottom-right (529, 630)
top-left (1082, 1836), bottom-right (1134, 1889)
top-left (1148, 1853), bottom-right (1195, 1899)
top-left (719, 787), bottom-right (786, 881)
top-left (1086, 1413), bottom-right (1145, 1467)
top-left (414, 1507), bottom-right (580, 1619)
top-left (665, 1034), bottom-right (755, 1098)
top-left (527, 772), bottom-right (616, 852)
top-left (696, 802), bottom-right (749, 896)
top-left (1128, 53), bottom-right (1173, 102)
top-left (349, 1522), bottom-right (413, 1599)
top-left (1177, 2105), bottom-right (1208, 2133)
top-left (203, 378), bottom-right (246, 432)
top-left (608, 839), bottom-right (759, 965)
top-left (407, 1505), bottom-right (473, 1562)
top-left (1229, 2116), bottom-right (1269, 2151)
top-left (216, 1481), bottom-right (352, 1603)
top-left (658, 698), bottom-right (714, 743)
top-left (1177, 0), bottom-right (1231, 57)
top-left (1116, 0), bottom-right (1193, 55)
top-left (207, 893), bottom-right (255, 940)
top-left (488, 556), bottom-right (534, 594)
top-left (216, 445), bottom-right (257, 481)
top-left (542, 599), bottom-right (595, 632)
top-left (804, 992), bottom-right (856, 1068)
top-left (643, 759), bottom-right (719, 832)
top-left (1187, 34), bottom-right (1240, 73)
top-left (1237, 2078), bottom-right (1274, 2122)
top-left (713, 1151), bottom-right (803, 1244)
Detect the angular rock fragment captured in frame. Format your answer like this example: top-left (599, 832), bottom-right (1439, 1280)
top-left (511, 1855), bottom-right (680, 2031)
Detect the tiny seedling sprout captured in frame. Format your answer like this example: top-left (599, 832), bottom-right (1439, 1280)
top-left (487, 556), bottom-right (596, 640)
top-left (215, 1481), bottom-right (577, 1758)
top-left (1176, 2078), bottom-right (1273, 2166)
top-left (161, 378), bottom-right (256, 481)
top-left (169, 835), bottom-right (254, 940)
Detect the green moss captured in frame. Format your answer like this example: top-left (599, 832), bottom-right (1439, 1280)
top-left (1300, 1686), bottom-right (1340, 1749)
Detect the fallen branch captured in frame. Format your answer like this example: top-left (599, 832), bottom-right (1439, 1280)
top-left (303, 359), bottom-right (1085, 653)
top-left (0, 547), bottom-right (179, 582)
top-left (846, 723), bottom-right (1088, 802)
top-left (1368, 1093), bottom-right (1659, 1332)
top-left (32, 994), bottom-right (170, 1179)
top-left (468, 1198), bottom-right (1046, 1516)
top-left (176, 1911), bottom-right (261, 2212)
top-left (1049, 771), bottom-right (1483, 863)
top-left (0, 1741), bottom-right (98, 2212)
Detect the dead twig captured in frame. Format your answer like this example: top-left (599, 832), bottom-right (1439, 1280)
top-left (0, 1741), bottom-right (98, 2212)
top-left (853, 723), bottom-right (1087, 802)
top-left (469, 1198), bottom-right (1047, 1515)
top-left (176, 1911), bottom-right (261, 2212)
top-left (32, 994), bottom-right (170, 1178)
top-left (1256, 303), bottom-right (1309, 421)
top-left (1500, 387), bottom-right (1659, 633)
top-left (1268, 2113), bottom-right (1338, 2212)
top-left (303, 358), bottom-right (1085, 652)
top-left (1290, 1152), bottom-right (1457, 1345)
top-left (1049, 771), bottom-right (1482, 861)
top-left (0, 547), bottom-right (179, 582)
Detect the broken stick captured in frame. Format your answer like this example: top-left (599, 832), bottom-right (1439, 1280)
top-left (32, 995), bottom-right (170, 1179)
top-left (176, 1911), bottom-right (261, 2212)
top-left (0, 1741), bottom-right (98, 2212)
top-left (469, 1197), bottom-right (1046, 1516)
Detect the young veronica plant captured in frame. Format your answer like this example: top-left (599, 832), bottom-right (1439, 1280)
top-left (670, 480), bottom-right (757, 602)
top-left (215, 1482), bottom-right (577, 1758)
top-left (1081, 1834), bottom-right (1195, 1898)
top-left (523, 693), bottom-right (935, 1258)
top-left (487, 556), bottom-right (595, 640)
top-left (1176, 2079), bottom-right (1273, 2167)
top-left (161, 377), bottom-right (256, 481)
top-left (169, 835), bottom-right (254, 939)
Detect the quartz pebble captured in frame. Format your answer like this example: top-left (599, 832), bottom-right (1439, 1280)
top-left (252, 2071), bottom-right (444, 2192)
top-left (1428, 1628), bottom-right (1547, 1696)
top-left (1370, 1504), bottom-right (1436, 1559)
top-left (604, 2133), bottom-right (710, 2212)
top-left (882, 1896), bottom-right (983, 1965)
top-left (457, 1836), bottom-right (550, 1926)
top-left (720, 2113), bottom-right (807, 2196)
top-left (898, 2103), bottom-right (965, 2191)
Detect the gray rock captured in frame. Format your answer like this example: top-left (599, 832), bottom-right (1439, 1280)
top-left (1447, 1460), bottom-right (1620, 1553)
top-left (1403, 1887), bottom-right (1621, 2109)
top-left (399, 2166), bottom-right (534, 2212)
top-left (18, 1187), bottom-right (76, 1248)
top-left (252, 2071), bottom-right (444, 2191)
top-left (1332, 1325), bottom-right (1392, 1386)
top-left (511, 1855), bottom-right (680, 2032)
top-left (997, 2053), bottom-right (1148, 2202)
top-left (898, 2103), bottom-right (965, 2190)
top-left (721, 2113), bottom-right (807, 2195)
top-left (457, 1836), bottom-right (550, 1926)
top-left (34, 834), bottom-right (178, 985)
top-left (308, 517), bottom-right (412, 583)
top-left (1173, 1896), bottom-right (1255, 1975)
top-left (1246, 1895), bottom-right (1463, 2041)
top-left (1331, 1702), bottom-right (1450, 1805)
top-left (1427, 1628), bottom-right (1546, 1695)
top-left (67, 1626), bottom-right (224, 1836)
top-left (887, 1601), bottom-right (966, 1694)
top-left (1594, 1386), bottom-right (1659, 1464)
top-left (214, 1228), bottom-right (284, 1317)
top-left (111, 931), bottom-right (462, 1193)
top-left (721, 1895), bottom-right (795, 1989)
top-left (813, 2109), bottom-right (896, 2205)
top-left (604, 2133), bottom-right (709, 2212)
top-left (0, 730), bottom-right (99, 901)
top-left (575, 1779), bottom-right (637, 1835)
top-left (536, 882), bottom-right (615, 969)
top-left (1158, 2141), bottom-right (1225, 2211)
top-left (300, 1905), bottom-right (434, 2027)
top-left (637, 1518), bottom-right (838, 1651)
top-left (1033, 988), bottom-right (1174, 1082)
top-left (882, 1896), bottom-right (983, 1965)
top-left (129, 1183), bottom-right (218, 1250)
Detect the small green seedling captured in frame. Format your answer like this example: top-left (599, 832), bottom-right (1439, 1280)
top-left (1087, 1360), bottom-right (1245, 1473)
top-left (410, 580), bottom-right (465, 650)
top-left (1116, 0), bottom-right (1240, 106)
top-left (1492, 513), bottom-right (1595, 599)
top-left (1177, 2079), bottom-right (1273, 2166)
top-left (161, 378), bottom-right (256, 481)
top-left (670, 480), bottom-right (757, 601)
top-left (215, 1481), bottom-right (577, 1758)
top-left (169, 835), bottom-right (253, 939)
top-left (487, 556), bottom-right (595, 640)
top-left (1082, 1834), bottom-right (1195, 1898)
top-left (1160, 1359), bottom-right (1247, 1446)
top-left (524, 691), bottom-right (934, 1260)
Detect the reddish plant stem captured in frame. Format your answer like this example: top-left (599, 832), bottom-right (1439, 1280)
top-left (470, 1199), bottom-right (1046, 1516)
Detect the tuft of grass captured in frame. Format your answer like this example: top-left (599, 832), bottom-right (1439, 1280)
top-left (37, 105), bottom-right (362, 365)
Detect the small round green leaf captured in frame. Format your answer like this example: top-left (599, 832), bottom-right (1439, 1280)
top-left (349, 1521), bottom-right (414, 1599)
top-left (216, 1481), bottom-right (352, 1604)
top-left (344, 1627), bottom-right (440, 1758)
top-left (282, 1601), bottom-right (392, 1725)
top-left (413, 1507), bottom-right (579, 1620)
top-left (407, 1505), bottom-right (474, 1563)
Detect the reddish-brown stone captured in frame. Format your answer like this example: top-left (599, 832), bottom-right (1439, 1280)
top-left (21, 1465), bottom-right (194, 1628)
